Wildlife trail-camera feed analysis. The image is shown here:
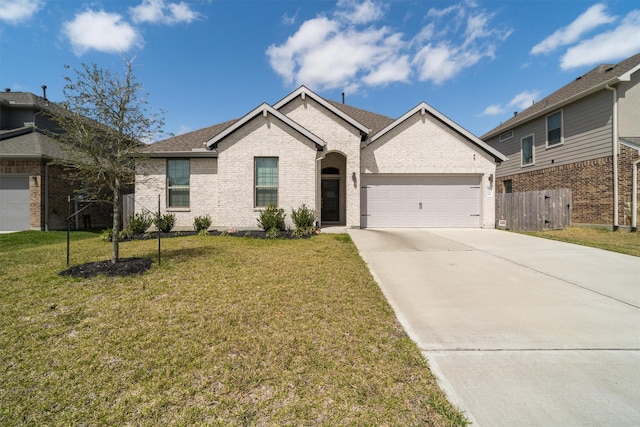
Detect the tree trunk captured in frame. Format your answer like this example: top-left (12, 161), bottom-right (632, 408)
top-left (111, 179), bottom-right (121, 264)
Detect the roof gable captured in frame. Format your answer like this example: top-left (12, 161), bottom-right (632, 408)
top-left (482, 52), bottom-right (640, 140)
top-left (365, 101), bottom-right (506, 162)
top-left (205, 103), bottom-right (325, 149)
top-left (273, 86), bottom-right (371, 135)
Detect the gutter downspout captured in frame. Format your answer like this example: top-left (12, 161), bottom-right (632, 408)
top-left (605, 84), bottom-right (619, 230)
top-left (633, 158), bottom-right (640, 232)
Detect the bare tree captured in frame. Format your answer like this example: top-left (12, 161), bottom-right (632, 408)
top-left (50, 58), bottom-right (164, 263)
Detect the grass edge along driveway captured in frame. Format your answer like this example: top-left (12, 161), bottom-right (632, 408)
top-left (0, 231), bottom-right (467, 426)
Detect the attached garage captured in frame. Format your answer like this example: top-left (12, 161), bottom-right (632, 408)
top-left (0, 176), bottom-right (30, 231)
top-left (361, 175), bottom-right (481, 228)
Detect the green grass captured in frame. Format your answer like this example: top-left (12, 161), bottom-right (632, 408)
top-left (521, 227), bottom-right (640, 257)
top-left (0, 232), bottom-right (467, 426)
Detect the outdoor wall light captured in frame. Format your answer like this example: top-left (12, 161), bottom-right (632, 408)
top-left (489, 174), bottom-right (494, 184)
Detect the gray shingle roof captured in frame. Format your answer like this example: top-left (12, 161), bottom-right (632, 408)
top-left (325, 100), bottom-right (395, 137)
top-left (0, 128), bottom-right (66, 159)
top-left (145, 97), bottom-right (395, 153)
top-left (0, 91), bottom-right (51, 109)
top-left (482, 52), bottom-right (640, 140)
top-left (143, 119), bottom-right (238, 152)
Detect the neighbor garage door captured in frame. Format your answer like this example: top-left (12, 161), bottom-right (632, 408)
top-left (361, 175), bottom-right (481, 228)
top-left (0, 176), bottom-right (30, 231)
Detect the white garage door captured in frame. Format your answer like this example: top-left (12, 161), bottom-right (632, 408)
top-left (361, 175), bottom-right (481, 228)
top-left (0, 176), bottom-right (30, 231)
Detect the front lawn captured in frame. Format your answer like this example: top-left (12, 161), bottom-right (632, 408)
top-left (0, 232), bottom-right (466, 426)
top-left (521, 227), bottom-right (640, 257)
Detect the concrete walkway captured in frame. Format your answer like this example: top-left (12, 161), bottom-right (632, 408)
top-left (348, 228), bottom-right (640, 426)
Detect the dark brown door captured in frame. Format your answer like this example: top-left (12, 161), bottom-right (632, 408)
top-left (321, 179), bottom-right (339, 222)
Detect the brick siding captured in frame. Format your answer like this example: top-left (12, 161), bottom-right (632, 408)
top-left (497, 150), bottom-right (640, 226)
top-left (1, 160), bottom-right (114, 230)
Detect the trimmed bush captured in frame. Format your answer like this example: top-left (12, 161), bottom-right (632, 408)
top-left (257, 205), bottom-right (286, 233)
top-left (193, 215), bottom-right (212, 232)
top-left (291, 204), bottom-right (316, 236)
top-left (153, 213), bottom-right (176, 233)
top-left (127, 212), bottom-right (153, 234)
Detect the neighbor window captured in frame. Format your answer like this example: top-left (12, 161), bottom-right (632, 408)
top-left (255, 157), bottom-right (278, 207)
top-left (503, 179), bottom-right (513, 193)
top-left (167, 159), bottom-right (190, 208)
top-left (546, 111), bottom-right (563, 147)
top-left (521, 134), bottom-right (534, 166)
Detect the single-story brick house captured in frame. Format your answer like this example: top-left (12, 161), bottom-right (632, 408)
top-left (135, 86), bottom-right (505, 230)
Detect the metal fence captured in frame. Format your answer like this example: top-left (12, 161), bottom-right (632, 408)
top-left (496, 188), bottom-right (572, 232)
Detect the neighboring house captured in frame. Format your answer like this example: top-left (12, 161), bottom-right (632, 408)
top-left (0, 90), bottom-right (112, 231)
top-left (135, 86), bottom-right (505, 230)
top-left (482, 52), bottom-right (640, 230)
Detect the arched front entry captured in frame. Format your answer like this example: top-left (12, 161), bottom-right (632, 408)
top-left (320, 152), bottom-right (346, 225)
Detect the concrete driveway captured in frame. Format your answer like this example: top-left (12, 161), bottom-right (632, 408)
top-left (348, 228), bottom-right (640, 426)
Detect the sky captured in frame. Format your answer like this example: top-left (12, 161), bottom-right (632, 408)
top-left (1, 0), bottom-right (640, 140)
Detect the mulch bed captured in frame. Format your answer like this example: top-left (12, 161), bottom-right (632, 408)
top-left (59, 258), bottom-right (153, 278)
top-left (60, 230), bottom-right (316, 278)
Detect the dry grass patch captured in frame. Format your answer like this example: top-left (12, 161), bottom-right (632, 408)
top-left (521, 227), bottom-right (640, 257)
top-left (0, 232), bottom-right (467, 426)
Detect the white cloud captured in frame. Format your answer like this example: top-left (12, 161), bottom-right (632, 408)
top-left (412, 5), bottom-right (510, 85)
top-left (130, 0), bottom-right (199, 25)
top-left (0, 0), bottom-right (43, 23)
top-left (560, 10), bottom-right (640, 70)
top-left (267, 1), bottom-right (510, 92)
top-left (481, 104), bottom-right (505, 116)
top-left (531, 4), bottom-right (615, 55)
top-left (64, 10), bottom-right (141, 55)
top-left (481, 90), bottom-right (541, 116)
top-left (335, 0), bottom-right (384, 25)
top-left (507, 90), bottom-right (541, 110)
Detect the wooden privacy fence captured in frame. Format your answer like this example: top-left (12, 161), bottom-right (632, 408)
top-left (496, 189), bottom-right (572, 232)
top-left (122, 193), bottom-right (135, 231)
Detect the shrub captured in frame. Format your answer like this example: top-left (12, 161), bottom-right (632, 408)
top-left (193, 215), bottom-right (212, 232)
top-left (128, 212), bottom-right (153, 234)
top-left (153, 213), bottom-right (176, 233)
top-left (257, 205), bottom-right (286, 233)
top-left (101, 228), bottom-right (113, 241)
top-left (291, 204), bottom-right (316, 236)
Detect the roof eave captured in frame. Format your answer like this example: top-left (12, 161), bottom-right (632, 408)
top-left (205, 103), bottom-right (325, 149)
top-left (273, 86), bottom-right (371, 135)
top-left (365, 102), bottom-right (506, 162)
top-left (137, 149), bottom-right (218, 158)
top-left (483, 75), bottom-right (623, 140)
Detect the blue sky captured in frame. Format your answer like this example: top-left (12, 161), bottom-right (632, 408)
top-left (2, 0), bottom-right (639, 139)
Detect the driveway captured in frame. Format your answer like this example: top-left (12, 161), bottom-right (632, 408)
top-left (348, 228), bottom-right (640, 426)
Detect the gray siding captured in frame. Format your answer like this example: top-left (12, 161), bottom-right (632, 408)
top-left (488, 89), bottom-right (613, 177)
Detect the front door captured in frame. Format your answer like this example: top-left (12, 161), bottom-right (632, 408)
top-left (321, 179), bottom-right (340, 222)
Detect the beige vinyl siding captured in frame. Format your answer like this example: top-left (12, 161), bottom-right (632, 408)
top-left (618, 72), bottom-right (640, 137)
top-left (490, 90), bottom-right (614, 177)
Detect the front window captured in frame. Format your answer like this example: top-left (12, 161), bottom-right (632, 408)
top-left (255, 157), bottom-right (278, 207)
top-left (547, 111), bottom-right (562, 147)
top-left (167, 159), bottom-right (190, 208)
top-left (521, 134), bottom-right (534, 166)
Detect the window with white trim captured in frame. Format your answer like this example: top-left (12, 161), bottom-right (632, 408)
top-left (546, 111), bottom-right (563, 147)
top-left (521, 134), bottom-right (535, 166)
top-left (255, 157), bottom-right (278, 207)
top-left (167, 159), bottom-right (190, 208)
